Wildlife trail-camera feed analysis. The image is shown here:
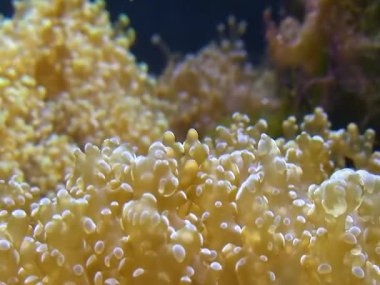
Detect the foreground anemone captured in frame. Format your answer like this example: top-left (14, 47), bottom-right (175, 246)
top-left (1, 109), bottom-right (380, 284)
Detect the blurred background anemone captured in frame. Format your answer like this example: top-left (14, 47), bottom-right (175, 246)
top-left (2, 0), bottom-right (380, 146)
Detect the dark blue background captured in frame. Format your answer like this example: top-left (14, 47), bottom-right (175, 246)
top-left (0, 0), bottom-right (281, 74)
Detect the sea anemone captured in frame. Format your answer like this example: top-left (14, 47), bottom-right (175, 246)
top-left (0, 0), bottom-right (380, 284)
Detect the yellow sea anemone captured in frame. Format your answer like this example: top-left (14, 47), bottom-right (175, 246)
top-left (0, 0), bottom-right (380, 284)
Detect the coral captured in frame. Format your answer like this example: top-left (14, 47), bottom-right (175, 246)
top-left (1, 0), bottom-right (380, 284)
top-left (0, 0), bottom-right (170, 193)
top-left (1, 109), bottom-right (380, 284)
top-left (156, 17), bottom-right (281, 139)
top-left (265, 0), bottom-right (380, 133)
